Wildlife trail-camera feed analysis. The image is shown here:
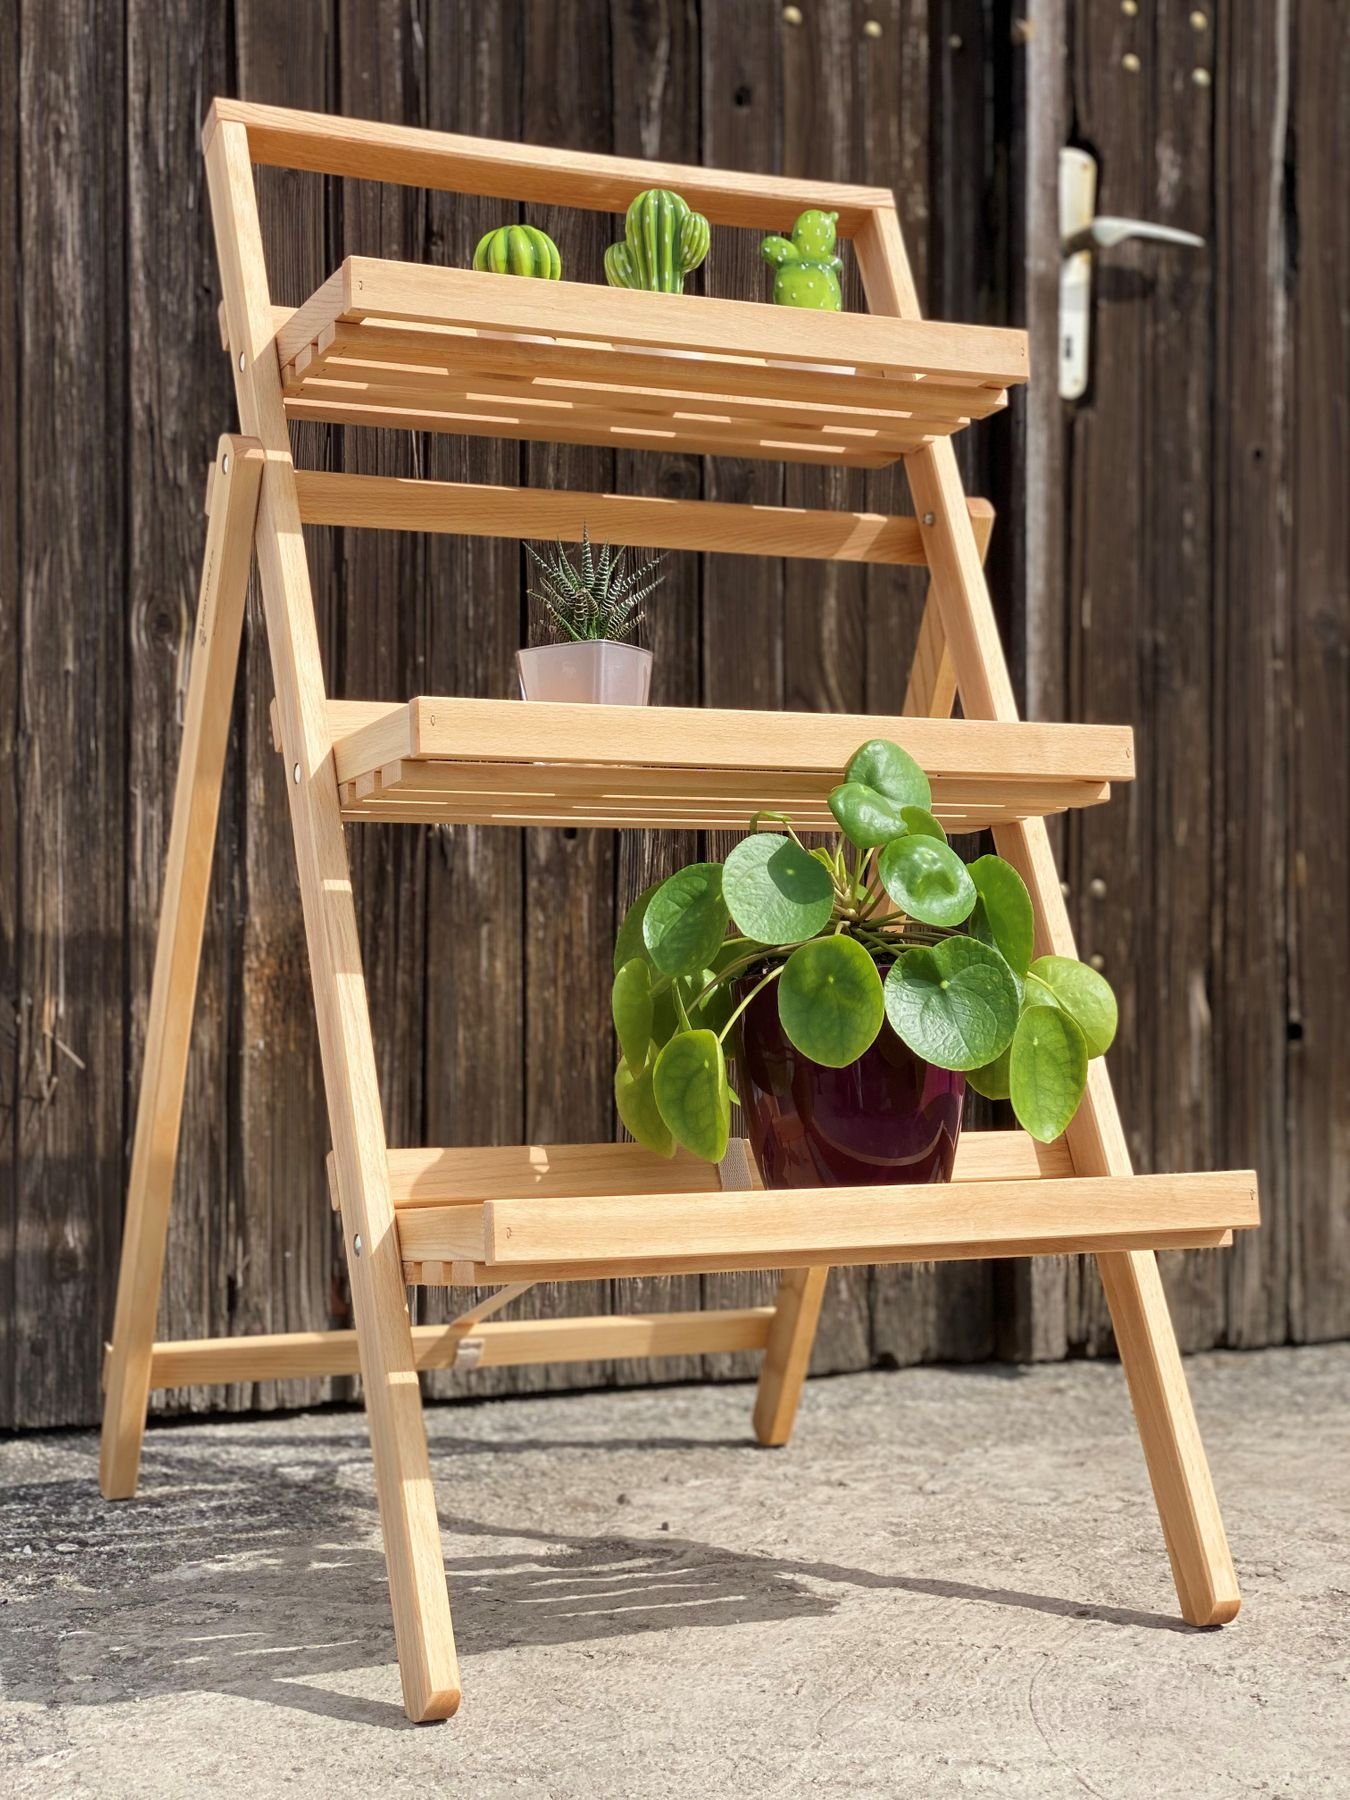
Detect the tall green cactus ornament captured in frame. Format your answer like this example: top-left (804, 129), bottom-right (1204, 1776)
top-left (605, 189), bottom-right (710, 294)
top-left (760, 209), bottom-right (844, 310)
top-left (472, 223), bottom-right (562, 279)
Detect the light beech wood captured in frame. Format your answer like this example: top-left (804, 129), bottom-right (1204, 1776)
top-left (294, 469), bottom-right (992, 566)
top-left (394, 1171), bottom-right (1257, 1272)
top-left (207, 97), bottom-right (894, 231)
top-left (202, 117), bottom-right (460, 1724)
top-left (99, 436), bottom-right (264, 1501)
top-left (142, 1308), bottom-right (776, 1387)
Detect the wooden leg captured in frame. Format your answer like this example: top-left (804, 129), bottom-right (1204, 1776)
top-left (206, 119), bottom-right (459, 1722)
top-left (1096, 1249), bottom-right (1241, 1624)
top-left (100, 436), bottom-right (264, 1501)
top-left (752, 1267), bottom-right (829, 1446)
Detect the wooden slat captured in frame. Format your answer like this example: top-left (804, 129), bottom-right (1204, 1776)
top-left (206, 97), bottom-right (894, 232)
top-left (395, 1170), bottom-right (1258, 1273)
top-left (385, 1131), bottom-right (1072, 1208)
top-left (273, 257), bottom-right (1029, 385)
top-left (294, 469), bottom-right (994, 565)
top-left (142, 1307), bottom-right (775, 1387)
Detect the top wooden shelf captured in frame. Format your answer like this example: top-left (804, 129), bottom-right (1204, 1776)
top-left (274, 257), bottom-right (1027, 468)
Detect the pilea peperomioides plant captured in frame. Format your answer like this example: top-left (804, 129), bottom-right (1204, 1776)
top-left (611, 738), bottom-right (1118, 1165)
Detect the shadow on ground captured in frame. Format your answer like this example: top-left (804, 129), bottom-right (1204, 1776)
top-left (0, 1425), bottom-right (1190, 1730)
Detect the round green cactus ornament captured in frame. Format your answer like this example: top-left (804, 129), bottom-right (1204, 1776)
top-left (605, 189), bottom-right (710, 294)
top-left (760, 209), bottom-right (844, 311)
top-left (472, 223), bottom-right (562, 279)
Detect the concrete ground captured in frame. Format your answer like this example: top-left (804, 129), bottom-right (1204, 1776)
top-left (1, 1345), bottom-right (1347, 1799)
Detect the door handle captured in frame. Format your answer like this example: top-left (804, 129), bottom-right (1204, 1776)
top-left (1062, 216), bottom-right (1205, 256)
top-left (1058, 148), bottom-right (1205, 400)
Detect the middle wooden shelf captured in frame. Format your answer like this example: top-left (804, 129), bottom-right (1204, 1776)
top-left (321, 695), bottom-right (1135, 831)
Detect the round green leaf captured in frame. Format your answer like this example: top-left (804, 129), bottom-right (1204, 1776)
top-left (966, 854), bottom-right (1035, 977)
top-left (611, 958), bottom-right (654, 1070)
top-left (642, 863), bottom-right (729, 977)
top-left (682, 969), bottom-right (734, 1036)
top-left (722, 833), bottom-right (835, 945)
top-left (653, 1029), bottom-right (730, 1162)
top-left (1009, 1004), bottom-right (1088, 1142)
top-left (1026, 955), bottom-right (1117, 1057)
top-left (614, 879), bottom-right (662, 974)
top-left (845, 739), bottom-right (932, 810)
top-left (778, 935), bottom-right (884, 1068)
top-left (877, 835), bottom-right (977, 927)
top-left (883, 936), bottom-right (1019, 1071)
top-left (615, 1056), bottom-right (675, 1157)
top-left (828, 781), bottom-right (908, 849)
top-left (900, 805), bottom-right (947, 843)
top-left (964, 1044), bottom-right (1011, 1101)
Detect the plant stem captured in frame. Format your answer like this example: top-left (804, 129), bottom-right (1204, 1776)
top-left (716, 965), bottom-right (783, 1044)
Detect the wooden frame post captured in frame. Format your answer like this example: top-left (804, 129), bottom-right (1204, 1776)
top-left (100, 435), bottom-right (264, 1500)
top-left (202, 119), bottom-right (460, 1721)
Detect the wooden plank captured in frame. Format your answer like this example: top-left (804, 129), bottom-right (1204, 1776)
top-left (100, 438), bottom-right (264, 1498)
top-left (207, 95), bottom-right (895, 232)
top-left (144, 1308), bottom-right (776, 1388)
top-left (294, 470), bottom-right (992, 565)
top-left (394, 1170), bottom-right (1258, 1271)
top-left (206, 116), bottom-right (460, 1724)
top-left (286, 255), bottom-right (1030, 385)
top-left (0, 0), bottom-right (18, 1427)
top-left (11, 0), bottom-right (127, 1428)
top-left (1288, 0), bottom-right (1350, 1342)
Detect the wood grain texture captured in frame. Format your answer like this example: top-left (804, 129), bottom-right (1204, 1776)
top-left (0, 0), bottom-right (20, 1424)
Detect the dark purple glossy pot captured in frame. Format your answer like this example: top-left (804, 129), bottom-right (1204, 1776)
top-left (733, 969), bottom-right (965, 1190)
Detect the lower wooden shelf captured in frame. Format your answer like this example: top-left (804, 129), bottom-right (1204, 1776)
top-left (325, 696), bottom-right (1135, 831)
top-left (387, 1136), bottom-right (1259, 1287)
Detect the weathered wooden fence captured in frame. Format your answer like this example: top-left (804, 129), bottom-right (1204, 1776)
top-left (1, 0), bottom-right (1345, 1429)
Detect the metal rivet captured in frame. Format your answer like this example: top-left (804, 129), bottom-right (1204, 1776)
top-left (353, 1234), bottom-right (363, 1257)
top-left (863, 18), bottom-right (882, 38)
top-left (1190, 9), bottom-right (1208, 27)
top-left (782, 4), bottom-right (802, 23)
top-left (221, 451), bottom-right (230, 474)
top-left (1121, 0), bottom-right (1138, 13)
top-left (1089, 877), bottom-right (1107, 898)
top-left (922, 511), bottom-right (936, 526)
top-left (1191, 66), bottom-right (1211, 87)
top-left (292, 761), bottom-right (301, 783)
top-left (1122, 51), bottom-right (1141, 72)
top-left (1060, 880), bottom-right (1072, 898)
top-left (238, 351), bottom-right (246, 372)
top-left (1089, 953), bottom-right (1106, 971)
top-left (948, 33), bottom-right (963, 50)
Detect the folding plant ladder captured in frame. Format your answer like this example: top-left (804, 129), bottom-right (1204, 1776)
top-left (100, 101), bottom-right (1260, 1722)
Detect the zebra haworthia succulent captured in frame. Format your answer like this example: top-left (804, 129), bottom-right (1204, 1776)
top-left (525, 527), bottom-right (666, 645)
top-left (604, 189), bottom-right (711, 295)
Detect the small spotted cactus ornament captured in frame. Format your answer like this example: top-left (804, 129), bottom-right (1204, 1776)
top-left (760, 209), bottom-right (844, 311)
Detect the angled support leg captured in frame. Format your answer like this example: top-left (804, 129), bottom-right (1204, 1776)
top-left (100, 435), bottom-right (264, 1500)
top-left (205, 118), bottom-right (459, 1721)
top-left (751, 503), bottom-right (995, 1450)
top-left (854, 203), bottom-right (1239, 1627)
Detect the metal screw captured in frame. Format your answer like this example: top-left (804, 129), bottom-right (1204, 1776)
top-left (292, 761), bottom-right (301, 784)
top-left (221, 452), bottom-right (231, 474)
top-left (782, 4), bottom-right (802, 23)
top-left (922, 511), bottom-right (935, 526)
top-left (1089, 876), bottom-right (1107, 898)
top-left (1121, 0), bottom-right (1138, 14)
top-left (863, 18), bottom-right (882, 38)
top-left (1190, 9), bottom-right (1208, 28)
top-left (1191, 66), bottom-right (1212, 87)
top-left (238, 351), bottom-right (245, 372)
top-left (1089, 953), bottom-right (1106, 971)
top-left (1060, 880), bottom-right (1071, 898)
top-left (1122, 51), bottom-right (1141, 73)
top-left (353, 1234), bottom-right (363, 1257)
top-left (948, 33), bottom-right (963, 50)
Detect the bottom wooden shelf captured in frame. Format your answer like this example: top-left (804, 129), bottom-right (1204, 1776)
top-left (387, 1136), bottom-right (1259, 1286)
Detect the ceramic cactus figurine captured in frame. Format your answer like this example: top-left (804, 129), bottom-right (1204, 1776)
top-left (472, 223), bottom-right (562, 279)
top-left (605, 189), bottom-right (711, 294)
top-left (760, 209), bottom-right (844, 310)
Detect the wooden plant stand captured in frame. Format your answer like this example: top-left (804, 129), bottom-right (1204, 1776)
top-left (100, 102), bottom-right (1259, 1722)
